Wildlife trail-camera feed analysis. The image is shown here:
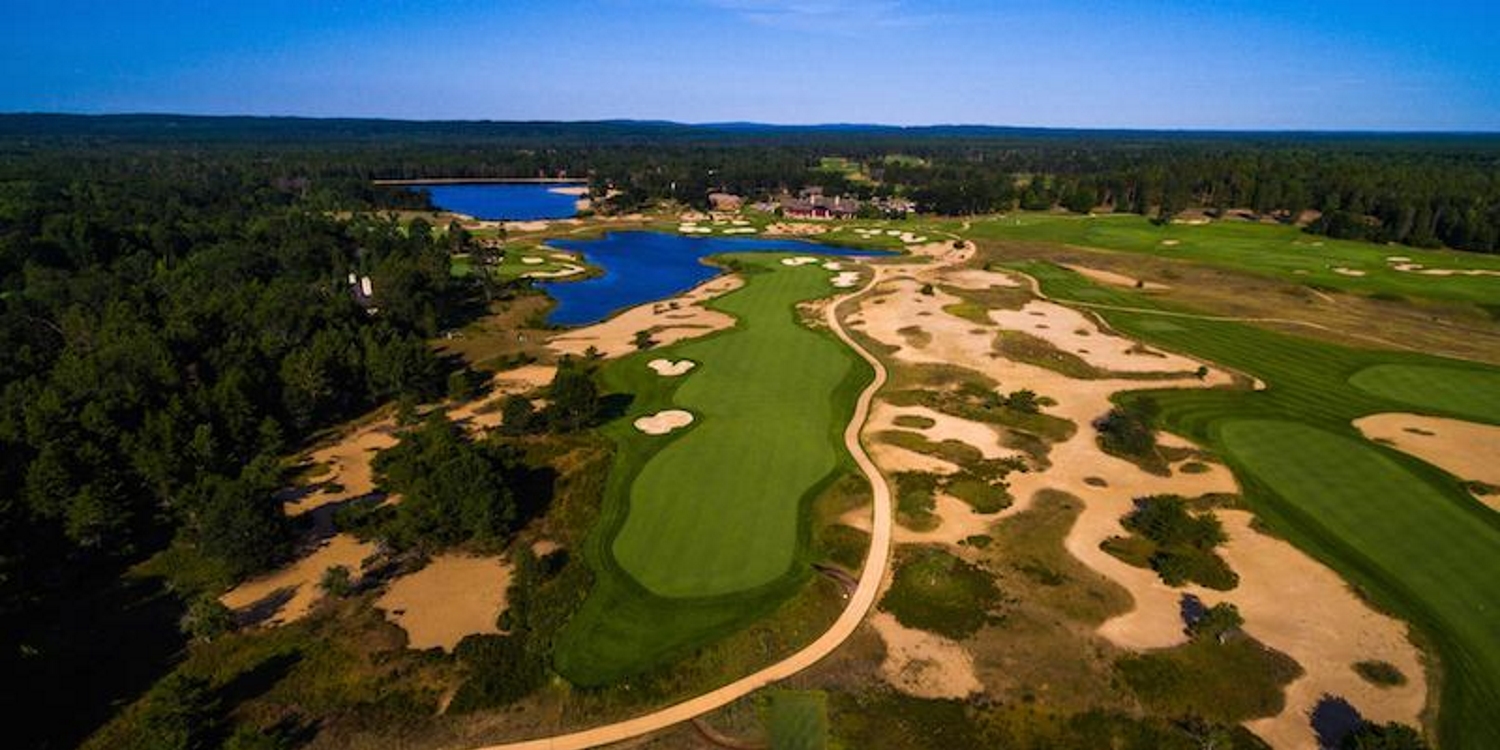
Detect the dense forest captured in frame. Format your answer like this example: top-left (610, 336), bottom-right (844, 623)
top-left (5, 115), bottom-right (1496, 252)
top-left (0, 115), bottom-right (1495, 744)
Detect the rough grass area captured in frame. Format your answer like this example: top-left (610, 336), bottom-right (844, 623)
top-left (1116, 635), bottom-right (1302, 724)
top-left (1018, 259), bottom-right (1500, 749)
top-left (880, 546), bottom-right (1001, 640)
top-left (969, 212), bottom-right (1500, 307)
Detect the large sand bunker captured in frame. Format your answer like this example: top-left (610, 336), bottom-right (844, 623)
top-left (990, 300), bottom-right (1202, 374)
top-left (376, 554), bottom-right (512, 652)
top-left (634, 409), bottom-right (694, 435)
top-left (1355, 413), bottom-right (1500, 510)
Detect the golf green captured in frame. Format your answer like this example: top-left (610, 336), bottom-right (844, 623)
top-left (1349, 364), bottom-right (1500, 424)
top-left (614, 263), bottom-right (862, 597)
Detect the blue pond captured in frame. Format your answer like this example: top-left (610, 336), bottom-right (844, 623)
top-left (418, 182), bottom-right (583, 221)
top-left (540, 231), bottom-right (889, 326)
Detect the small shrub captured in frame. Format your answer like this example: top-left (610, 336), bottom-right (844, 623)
top-left (1353, 660), bottom-right (1408, 687)
top-left (880, 546), bottom-right (1001, 639)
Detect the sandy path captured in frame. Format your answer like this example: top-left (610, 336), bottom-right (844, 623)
top-left (468, 259), bottom-right (894, 750)
top-left (376, 554), bottom-right (513, 652)
top-left (550, 274), bottom-right (744, 359)
top-left (1355, 413), bottom-right (1500, 510)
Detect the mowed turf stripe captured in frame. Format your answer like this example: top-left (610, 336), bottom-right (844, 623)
top-left (1349, 364), bottom-right (1500, 424)
top-left (613, 264), bottom-right (859, 597)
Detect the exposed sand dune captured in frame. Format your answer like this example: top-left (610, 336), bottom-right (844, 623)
top-left (550, 274), bottom-right (744, 359)
top-left (870, 612), bottom-right (983, 699)
top-left (221, 533), bottom-right (375, 626)
top-left (1355, 413), bottom-right (1500, 510)
top-left (634, 409), bottom-right (694, 435)
top-left (377, 554), bottom-right (513, 652)
top-left (1060, 263), bottom-right (1170, 290)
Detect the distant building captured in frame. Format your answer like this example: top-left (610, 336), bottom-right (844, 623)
top-left (783, 194), bottom-right (860, 219)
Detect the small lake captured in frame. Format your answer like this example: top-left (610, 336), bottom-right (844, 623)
top-left (417, 182), bottom-right (584, 220)
top-left (540, 231), bottom-right (889, 326)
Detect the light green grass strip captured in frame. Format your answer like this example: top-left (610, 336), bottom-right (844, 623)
top-left (1349, 364), bottom-right (1500, 423)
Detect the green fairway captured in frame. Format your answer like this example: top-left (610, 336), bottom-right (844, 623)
top-left (969, 213), bottom-right (1500, 308)
top-left (1349, 364), bottom-right (1500, 422)
top-left (615, 262), bottom-right (863, 596)
top-left (1013, 260), bottom-right (1500, 749)
top-left (555, 254), bottom-right (872, 683)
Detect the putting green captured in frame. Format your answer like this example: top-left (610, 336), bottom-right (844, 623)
top-left (1349, 364), bottom-right (1500, 424)
top-left (614, 263), bottom-right (860, 596)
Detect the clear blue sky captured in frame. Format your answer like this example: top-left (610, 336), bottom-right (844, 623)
top-left (2, 0), bottom-right (1497, 130)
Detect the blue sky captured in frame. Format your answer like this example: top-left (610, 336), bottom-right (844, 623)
top-left (2, 0), bottom-right (1496, 130)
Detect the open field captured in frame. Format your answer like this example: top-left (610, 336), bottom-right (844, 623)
top-left (962, 213), bottom-right (1500, 309)
top-left (555, 253), bottom-right (874, 683)
top-left (1016, 260), bottom-right (1500, 749)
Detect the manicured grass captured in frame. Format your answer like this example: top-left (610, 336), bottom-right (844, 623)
top-left (555, 254), bottom-right (872, 683)
top-left (613, 260), bottom-right (865, 596)
top-left (763, 690), bottom-right (830, 750)
top-left (969, 212), bottom-right (1500, 307)
top-left (1349, 364), bottom-right (1500, 422)
top-left (1016, 260), bottom-right (1500, 749)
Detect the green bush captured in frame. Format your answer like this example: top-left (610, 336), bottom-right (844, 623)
top-left (1353, 660), bottom-right (1408, 687)
top-left (448, 634), bottom-right (546, 712)
top-left (881, 547), bottom-right (1001, 639)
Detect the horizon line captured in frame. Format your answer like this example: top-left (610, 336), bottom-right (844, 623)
top-left (4, 111), bottom-right (1500, 137)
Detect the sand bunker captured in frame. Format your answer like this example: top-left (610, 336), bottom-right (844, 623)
top-left (548, 186), bottom-right (589, 196)
top-left (634, 409), bottom-right (694, 435)
top-left (648, 358), bottom-right (696, 377)
top-left (1332, 267), bottom-right (1367, 277)
top-left (1060, 263), bottom-right (1169, 291)
top-left (521, 256), bottom-right (545, 265)
top-left (781, 256), bottom-right (822, 266)
top-left (823, 261), bottom-right (844, 271)
top-left (550, 274), bottom-right (743, 359)
top-left (871, 612), bottom-right (983, 699)
top-left (1355, 413), bottom-right (1500, 509)
top-left (991, 300), bottom-right (1203, 374)
top-left (376, 554), bottom-right (512, 652)
top-left (221, 533), bottom-right (375, 626)
top-left (942, 267), bottom-right (1021, 290)
top-left (1389, 260), bottom-right (1500, 277)
top-left (831, 271), bottom-right (861, 288)
top-left (765, 222), bottom-right (829, 236)
top-left (506, 220), bottom-right (549, 233)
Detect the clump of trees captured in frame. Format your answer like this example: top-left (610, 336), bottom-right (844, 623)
top-left (1095, 397), bottom-right (1163, 471)
top-left (1103, 495), bottom-right (1239, 590)
top-left (370, 414), bottom-right (520, 549)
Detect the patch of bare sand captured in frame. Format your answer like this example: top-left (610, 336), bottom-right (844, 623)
top-left (869, 612), bottom-right (983, 699)
top-left (1355, 413), bottom-right (1500, 509)
top-left (990, 300), bottom-right (1204, 374)
top-left (376, 554), bottom-right (513, 652)
top-left (285, 419), bottom-right (401, 518)
top-left (1332, 267), bottom-right (1367, 277)
top-left (506, 220), bottom-right (549, 233)
top-left (941, 266), bottom-right (1021, 290)
top-left (549, 274), bottom-right (743, 359)
top-left (447, 364), bottom-right (558, 432)
top-left (635, 409), bottom-right (694, 435)
top-left (1060, 263), bottom-right (1170, 290)
top-left (869, 403), bottom-right (1014, 460)
top-left (220, 533), bottom-right (375, 626)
